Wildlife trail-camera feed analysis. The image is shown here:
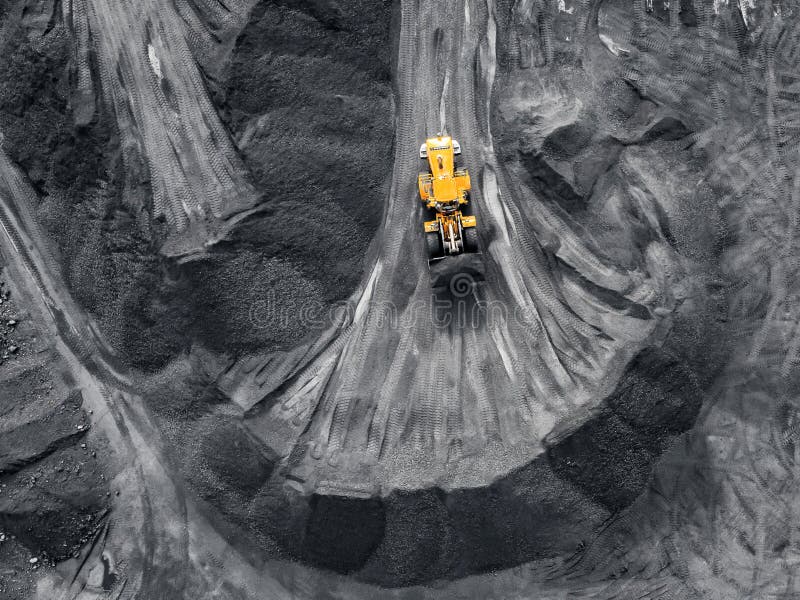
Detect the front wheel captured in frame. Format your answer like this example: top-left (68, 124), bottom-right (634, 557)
top-left (463, 227), bottom-right (479, 253)
top-left (426, 231), bottom-right (443, 259)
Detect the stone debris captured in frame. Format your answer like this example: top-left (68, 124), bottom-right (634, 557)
top-left (0, 283), bottom-right (20, 360)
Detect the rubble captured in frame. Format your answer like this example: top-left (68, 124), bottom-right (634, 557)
top-left (0, 281), bottom-right (21, 360)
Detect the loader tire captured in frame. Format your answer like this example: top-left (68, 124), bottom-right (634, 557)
top-left (426, 231), bottom-right (442, 259)
top-left (463, 227), bottom-right (479, 253)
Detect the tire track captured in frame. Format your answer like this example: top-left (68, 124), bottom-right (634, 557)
top-left (230, 0), bottom-right (668, 494)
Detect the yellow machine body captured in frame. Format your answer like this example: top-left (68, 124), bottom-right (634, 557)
top-left (418, 135), bottom-right (476, 258)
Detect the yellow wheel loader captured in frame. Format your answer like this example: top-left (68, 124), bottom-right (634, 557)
top-left (418, 134), bottom-right (483, 289)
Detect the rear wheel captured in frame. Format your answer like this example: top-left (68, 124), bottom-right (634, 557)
top-left (426, 231), bottom-right (443, 259)
top-left (463, 227), bottom-right (479, 253)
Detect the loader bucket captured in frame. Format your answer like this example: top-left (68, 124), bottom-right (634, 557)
top-left (428, 252), bottom-right (486, 292)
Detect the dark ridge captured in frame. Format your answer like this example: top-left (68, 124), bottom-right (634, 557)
top-left (0, 391), bottom-right (88, 476)
top-left (0, 428), bottom-right (87, 476)
top-left (640, 116), bottom-right (692, 143)
top-left (558, 262), bottom-right (653, 321)
top-left (301, 494), bottom-right (386, 573)
top-left (227, 346), bottom-right (704, 587)
top-left (547, 348), bottom-right (702, 512)
top-left (517, 149), bottom-right (586, 213)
